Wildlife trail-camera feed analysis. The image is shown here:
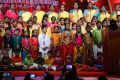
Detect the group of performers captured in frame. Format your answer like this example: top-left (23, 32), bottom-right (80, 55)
top-left (0, 2), bottom-right (120, 70)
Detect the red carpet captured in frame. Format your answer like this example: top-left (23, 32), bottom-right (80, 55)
top-left (2, 71), bottom-right (106, 77)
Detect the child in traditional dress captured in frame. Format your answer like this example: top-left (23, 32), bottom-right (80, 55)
top-left (29, 30), bottom-right (39, 60)
top-left (21, 30), bottom-right (29, 61)
top-left (24, 52), bottom-right (38, 69)
top-left (11, 50), bottom-right (23, 69)
top-left (35, 52), bottom-right (44, 69)
top-left (44, 51), bottom-right (56, 70)
top-left (4, 28), bottom-right (13, 58)
top-left (54, 50), bottom-right (62, 70)
top-left (12, 29), bottom-right (21, 53)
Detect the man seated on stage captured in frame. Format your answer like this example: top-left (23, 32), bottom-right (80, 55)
top-left (11, 50), bottom-right (23, 69)
top-left (23, 52), bottom-right (38, 69)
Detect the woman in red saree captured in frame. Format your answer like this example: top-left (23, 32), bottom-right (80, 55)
top-left (29, 30), bottom-right (39, 60)
top-left (61, 23), bottom-right (74, 64)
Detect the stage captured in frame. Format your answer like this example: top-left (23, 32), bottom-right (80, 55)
top-left (2, 71), bottom-right (106, 77)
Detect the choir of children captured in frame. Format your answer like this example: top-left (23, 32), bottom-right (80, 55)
top-left (0, 2), bottom-right (120, 71)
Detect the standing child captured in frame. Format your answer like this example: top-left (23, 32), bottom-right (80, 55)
top-left (21, 31), bottom-right (29, 61)
top-left (29, 30), bottom-right (39, 60)
top-left (12, 29), bottom-right (21, 53)
top-left (4, 28), bottom-right (13, 58)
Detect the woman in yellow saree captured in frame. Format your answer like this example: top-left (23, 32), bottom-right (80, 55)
top-left (70, 3), bottom-right (83, 24)
top-left (58, 4), bottom-right (69, 20)
top-left (34, 4), bottom-right (45, 24)
top-left (46, 5), bottom-right (58, 23)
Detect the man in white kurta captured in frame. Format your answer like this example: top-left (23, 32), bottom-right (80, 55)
top-left (38, 25), bottom-right (51, 59)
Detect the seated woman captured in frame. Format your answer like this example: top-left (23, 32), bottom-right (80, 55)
top-left (43, 51), bottom-right (56, 71)
top-left (24, 52), bottom-right (38, 69)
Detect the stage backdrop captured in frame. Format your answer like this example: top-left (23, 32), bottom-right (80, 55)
top-left (1, 0), bottom-right (120, 12)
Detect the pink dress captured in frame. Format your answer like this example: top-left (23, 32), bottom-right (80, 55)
top-left (22, 38), bottom-right (29, 49)
top-left (75, 35), bottom-right (82, 46)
